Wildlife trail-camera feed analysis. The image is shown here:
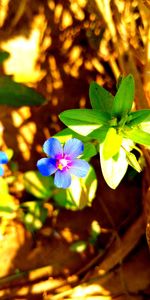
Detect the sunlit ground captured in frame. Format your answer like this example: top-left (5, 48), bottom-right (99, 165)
top-left (0, 0), bottom-right (150, 299)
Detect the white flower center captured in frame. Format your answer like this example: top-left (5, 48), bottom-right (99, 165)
top-left (57, 158), bottom-right (70, 170)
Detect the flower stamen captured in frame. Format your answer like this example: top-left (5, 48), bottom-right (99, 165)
top-left (57, 162), bottom-right (63, 170)
top-left (56, 158), bottom-right (71, 171)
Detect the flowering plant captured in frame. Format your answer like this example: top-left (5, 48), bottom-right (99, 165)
top-left (37, 137), bottom-right (89, 189)
top-left (1, 74), bottom-right (150, 231)
top-left (23, 74), bottom-right (150, 219)
top-left (59, 74), bottom-right (150, 189)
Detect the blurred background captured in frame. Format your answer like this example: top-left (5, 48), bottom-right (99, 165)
top-left (0, 0), bottom-right (150, 167)
top-left (0, 0), bottom-right (150, 299)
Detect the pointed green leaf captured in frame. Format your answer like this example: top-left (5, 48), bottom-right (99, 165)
top-left (112, 74), bottom-right (135, 117)
top-left (127, 110), bottom-right (150, 126)
top-left (125, 152), bottom-right (142, 173)
top-left (124, 127), bottom-right (150, 146)
top-left (54, 128), bottom-right (90, 143)
top-left (116, 75), bottom-right (123, 90)
top-left (87, 125), bottom-right (109, 142)
top-left (59, 109), bottom-right (110, 136)
top-left (100, 144), bottom-right (128, 189)
top-left (0, 76), bottom-right (46, 106)
top-left (103, 127), bottom-right (122, 160)
top-left (89, 81), bottom-right (113, 112)
top-left (81, 142), bottom-right (97, 160)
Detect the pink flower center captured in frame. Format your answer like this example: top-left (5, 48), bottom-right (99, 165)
top-left (56, 157), bottom-right (71, 171)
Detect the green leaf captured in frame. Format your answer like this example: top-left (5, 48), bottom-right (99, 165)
top-left (100, 144), bottom-right (128, 189)
top-left (125, 152), bottom-right (142, 173)
top-left (103, 127), bottom-right (122, 160)
top-left (89, 220), bottom-right (101, 245)
top-left (80, 142), bottom-right (97, 160)
top-left (53, 189), bottom-right (74, 209)
top-left (0, 50), bottom-right (10, 64)
top-left (127, 110), bottom-right (150, 126)
top-left (0, 75), bottom-right (46, 106)
top-left (54, 128), bottom-right (90, 143)
top-left (116, 75), bottom-right (123, 90)
top-left (112, 74), bottom-right (135, 117)
top-left (87, 125), bottom-right (109, 142)
top-left (23, 171), bottom-right (54, 199)
top-left (59, 109), bottom-right (110, 136)
top-left (70, 241), bottom-right (87, 253)
top-left (124, 127), bottom-right (150, 146)
top-left (89, 81), bottom-right (113, 112)
top-left (139, 122), bottom-right (150, 135)
top-left (54, 166), bottom-right (97, 210)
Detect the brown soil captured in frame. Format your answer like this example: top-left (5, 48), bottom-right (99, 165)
top-left (0, 1), bottom-right (150, 299)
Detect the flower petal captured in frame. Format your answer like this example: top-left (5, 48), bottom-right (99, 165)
top-left (0, 165), bottom-right (4, 176)
top-left (43, 138), bottom-right (63, 158)
top-left (54, 170), bottom-right (71, 188)
top-left (0, 151), bottom-right (8, 164)
top-left (70, 159), bottom-right (90, 177)
top-left (37, 158), bottom-right (57, 176)
top-left (64, 138), bottom-right (84, 159)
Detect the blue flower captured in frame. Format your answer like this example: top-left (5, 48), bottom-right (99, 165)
top-left (37, 138), bottom-right (90, 188)
top-left (0, 151), bottom-right (8, 176)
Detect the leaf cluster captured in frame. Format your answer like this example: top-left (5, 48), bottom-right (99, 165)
top-left (59, 75), bottom-right (150, 189)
